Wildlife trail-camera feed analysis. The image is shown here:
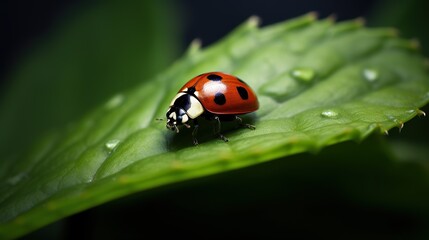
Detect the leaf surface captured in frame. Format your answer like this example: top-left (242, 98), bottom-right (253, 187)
top-left (1, 14), bottom-right (429, 238)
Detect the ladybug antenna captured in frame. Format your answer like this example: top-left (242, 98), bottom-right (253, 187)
top-left (174, 125), bottom-right (180, 133)
top-left (183, 123), bottom-right (191, 129)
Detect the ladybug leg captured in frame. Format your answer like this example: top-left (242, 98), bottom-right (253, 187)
top-left (192, 119), bottom-right (199, 145)
top-left (235, 116), bottom-right (256, 130)
top-left (214, 116), bottom-right (229, 142)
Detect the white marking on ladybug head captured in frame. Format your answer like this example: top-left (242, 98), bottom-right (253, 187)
top-left (169, 112), bottom-right (177, 120)
top-left (181, 114), bottom-right (189, 123)
top-left (186, 95), bottom-right (204, 119)
top-left (166, 92), bottom-right (203, 132)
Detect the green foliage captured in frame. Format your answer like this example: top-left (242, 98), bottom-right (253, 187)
top-left (370, 0), bottom-right (429, 56)
top-left (0, 1), bottom-right (179, 163)
top-left (1, 13), bottom-right (429, 239)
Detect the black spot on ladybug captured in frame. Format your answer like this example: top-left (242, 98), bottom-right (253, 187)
top-left (236, 86), bottom-right (249, 100)
top-left (214, 92), bottom-right (226, 105)
top-left (207, 74), bottom-right (222, 81)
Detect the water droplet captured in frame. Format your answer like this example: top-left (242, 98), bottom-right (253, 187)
top-left (290, 67), bottom-right (316, 82)
top-left (362, 68), bottom-right (379, 82)
top-left (387, 115), bottom-right (399, 123)
top-left (105, 139), bottom-right (121, 152)
top-left (105, 94), bottom-right (124, 109)
top-left (321, 110), bottom-right (339, 118)
top-left (368, 123), bottom-right (378, 131)
top-left (7, 173), bottom-right (26, 185)
top-left (386, 116), bottom-right (404, 132)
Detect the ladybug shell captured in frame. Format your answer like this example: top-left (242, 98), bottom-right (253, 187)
top-left (179, 72), bottom-right (259, 115)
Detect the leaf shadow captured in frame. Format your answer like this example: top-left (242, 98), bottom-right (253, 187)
top-left (166, 113), bottom-right (258, 151)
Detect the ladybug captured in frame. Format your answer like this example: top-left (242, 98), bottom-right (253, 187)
top-left (166, 72), bottom-right (259, 145)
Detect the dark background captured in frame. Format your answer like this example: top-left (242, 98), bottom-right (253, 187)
top-left (1, 0), bottom-right (377, 88)
top-left (3, 0), bottom-right (429, 239)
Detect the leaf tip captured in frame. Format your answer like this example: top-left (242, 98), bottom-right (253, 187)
top-left (417, 109), bottom-right (427, 117)
top-left (327, 14), bottom-right (337, 23)
top-left (186, 38), bottom-right (202, 55)
top-left (307, 11), bottom-right (319, 21)
top-left (246, 15), bottom-right (261, 28)
top-left (398, 122), bottom-right (404, 133)
top-left (353, 17), bottom-right (366, 27)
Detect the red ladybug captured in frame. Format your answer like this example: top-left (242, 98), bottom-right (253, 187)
top-left (166, 72), bottom-right (259, 145)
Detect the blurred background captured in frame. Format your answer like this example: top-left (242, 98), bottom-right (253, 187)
top-left (1, 0), bottom-right (429, 239)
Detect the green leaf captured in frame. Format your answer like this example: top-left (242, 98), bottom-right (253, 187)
top-left (1, 13), bottom-right (429, 238)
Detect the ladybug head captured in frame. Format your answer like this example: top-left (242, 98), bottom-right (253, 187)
top-left (166, 106), bottom-right (190, 133)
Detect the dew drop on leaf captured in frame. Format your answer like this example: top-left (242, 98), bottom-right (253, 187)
top-left (104, 139), bottom-right (121, 152)
top-left (105, 94), bottom-right (124, 109)
top-left (321, 110), bottom-right (339, 118)
top-left (368, 123), bottom-right (378, 131)
top-left (7, 172), bottom-right (26, 185)
top-left (290, 67), bottom-right (316, 82)
top-left (362, 68), bottom-right (379, 82)
top-left (387, 115), bottom-right (401, 125)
